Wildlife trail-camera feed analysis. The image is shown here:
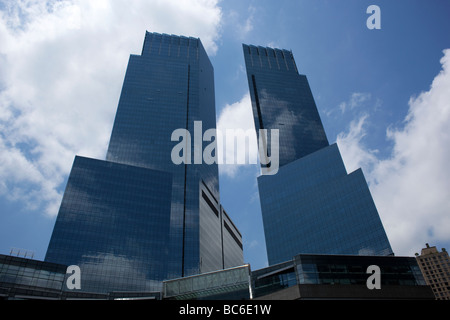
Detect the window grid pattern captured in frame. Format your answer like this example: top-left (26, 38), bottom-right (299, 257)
top-left (295, 255), bottom-right (426, 286)
top-left (416, 247), bottom-right (450, 300)
top-left (243, 44), bottom-right (329, 168)
top-left (45, 32), bottom-right (243, 294)
top-left (258, 144), bottom-right (393, 265)
top-left (45, 156), bottom-right (173, 293)
top-left (0, 255), bottom-right (66, 292)
top-left (243, 44), bottom-right (393, 266)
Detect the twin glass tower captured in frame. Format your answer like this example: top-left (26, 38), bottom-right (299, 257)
top-left (242, 44), bottom-right (393, 265)
top-left (45, 31), bottom-right (393, 294)
top-left (45, 32), bottom-right (243, 293)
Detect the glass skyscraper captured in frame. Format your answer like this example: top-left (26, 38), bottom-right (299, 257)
top-left (243, 44), bottom-right (393, 265)
top-left (44, 32), bottom-right (243, 294)
top-left (45, 156), bottom-right (173, 293)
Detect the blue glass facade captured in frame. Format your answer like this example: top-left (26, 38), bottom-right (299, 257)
top-left (45, 156), bottom-right (172, 293)
top-left (242, 44), bottom-right (329, 168)
top-left (243, 44), bottom-right (393, 265)
top-left (258, 144), bottom-right (393, 265)
top-left (44, 32), bottom-right (243, 293)
top-left (105, 32), bottom-right (224, 278)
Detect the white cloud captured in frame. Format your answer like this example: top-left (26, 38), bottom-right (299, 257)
top-left (216, 93), bottom-right (258, 177)
top-left (336, 114), bottom-right (379, 174)
top-left (339, 92), bottom-right (371, 114)
top-left (337, 49), bottom-right (450, 256)
top-left (0, 0), bottom-right (222, 216)
top-left (225, 5), bottom-right (256, 39)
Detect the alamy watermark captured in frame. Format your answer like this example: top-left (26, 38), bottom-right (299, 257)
top-left (367, 5), bottom-right (381, 30)
top-left (366, 265), bottom-right (381, 290)
top-left (66, 265), bottom-right (81, 290)
top-left (171, 121), bottom-right (279, 175)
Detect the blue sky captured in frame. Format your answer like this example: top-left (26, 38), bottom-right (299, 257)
top-left (1, 0), bottom-right (449, 271)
